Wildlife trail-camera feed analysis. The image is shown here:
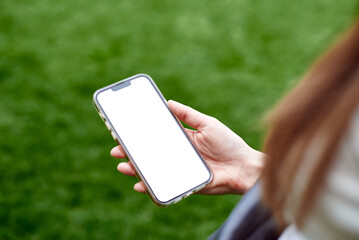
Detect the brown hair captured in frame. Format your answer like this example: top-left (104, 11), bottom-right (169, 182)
top-left (261, 19), bottom-right (359, 229)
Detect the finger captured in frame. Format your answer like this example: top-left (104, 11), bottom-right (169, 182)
top-left (134, 181), bottom-right (147, 193)
top-left (168, 100), bottom-right (208, 130)
top-left (185, 128), bottom-right (196, 140)
top-left (117, 162), bottom-right (136, 177)
top-left (111, 145), bottom-right (126, 158)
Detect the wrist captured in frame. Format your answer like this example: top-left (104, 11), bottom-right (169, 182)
top-left (231, 148), bottom-right (266, 194)
top-left (244, 149), bottom-right (266, 192)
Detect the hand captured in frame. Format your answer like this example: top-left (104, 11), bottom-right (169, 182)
top-left (111, 100), bottom-right (265, 195)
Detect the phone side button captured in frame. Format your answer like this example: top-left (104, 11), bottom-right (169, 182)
top-left (110, 131), bottom-right (117, 141)
top-left (184, 192), bottom-right (192, 199)
top-left (104, 121), bottom-right (111, 130)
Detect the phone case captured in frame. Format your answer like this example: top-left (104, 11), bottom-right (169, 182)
top-left (93, 74), bottom-right (213, 206)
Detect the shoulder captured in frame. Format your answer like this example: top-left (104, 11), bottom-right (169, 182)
top-left (301, 106), bottom-right (359, 239)
top-left (281, 106), bottom-right (359, 239)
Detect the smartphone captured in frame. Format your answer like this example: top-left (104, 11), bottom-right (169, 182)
top-left (93, 74), bottom-right (212, 206)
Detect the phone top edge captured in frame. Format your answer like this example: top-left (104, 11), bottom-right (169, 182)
top-left (93, 73), bottom-right (153, 102)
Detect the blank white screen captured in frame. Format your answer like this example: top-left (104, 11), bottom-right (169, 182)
top-left (96, 76), bottom-right (211, 203)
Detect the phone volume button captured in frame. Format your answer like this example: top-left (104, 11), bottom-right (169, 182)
top-left (110, 131), bottom-right (117, 141)
top-left (104, 121), bottom-right (111, 130)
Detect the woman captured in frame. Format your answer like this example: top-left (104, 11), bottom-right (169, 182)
top-left (111, 19), bottom-right (359, 239)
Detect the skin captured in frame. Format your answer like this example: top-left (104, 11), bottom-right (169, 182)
top-left (110, 100), bottom-right (265, 195)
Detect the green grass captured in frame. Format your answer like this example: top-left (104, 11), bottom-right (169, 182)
top-left (0, 0), bottom-right (358, 239)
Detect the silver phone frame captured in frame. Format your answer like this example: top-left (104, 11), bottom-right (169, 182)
top-left (93, 73), bottom-right (213, 206)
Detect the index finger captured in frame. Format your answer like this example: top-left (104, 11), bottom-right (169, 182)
top-left (168, 100), bottom-right (208, 130)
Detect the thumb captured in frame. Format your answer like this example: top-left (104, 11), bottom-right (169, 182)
top-left (168, 100), bottom-right (208, 130)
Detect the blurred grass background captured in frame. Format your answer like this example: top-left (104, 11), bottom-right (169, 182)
top-left (0, 0), bottom-right (358, 239)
